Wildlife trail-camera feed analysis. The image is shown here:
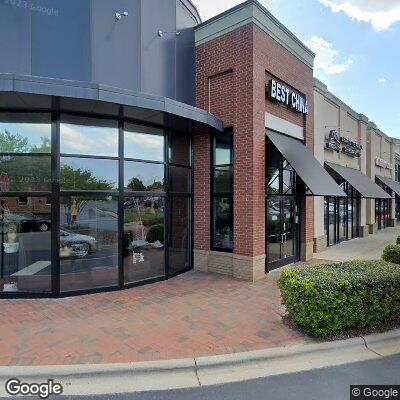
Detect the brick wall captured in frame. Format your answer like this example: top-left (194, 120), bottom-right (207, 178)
top-left (195, 22), bottom-right (314, 263)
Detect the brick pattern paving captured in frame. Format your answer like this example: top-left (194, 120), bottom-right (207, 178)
top-left (0, 271), bottom-right (315, 366)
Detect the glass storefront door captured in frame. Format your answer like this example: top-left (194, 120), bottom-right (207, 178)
top-left (267, 196), bottom-right (299, 270)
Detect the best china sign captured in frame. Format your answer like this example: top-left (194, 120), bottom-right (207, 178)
top-left (266, 79), bottom-right (309, 115)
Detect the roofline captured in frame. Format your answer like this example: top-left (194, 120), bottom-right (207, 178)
top-left (0, 73), bottom-right (223, 131)
top-left (179, 0), bottom-right (202, 24)
top-left (195, 0), bottom-right (315, 59)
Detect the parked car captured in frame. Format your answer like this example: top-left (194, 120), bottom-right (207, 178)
top-left (4, 212), bottom-right (51, 232)
top-left (59, 229), bottom-right (97, 258)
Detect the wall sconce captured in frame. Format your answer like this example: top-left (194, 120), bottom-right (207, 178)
top-left (157, 30), bottom-right (181, 37)
top-left (116, 11), bottom-right (129, 21)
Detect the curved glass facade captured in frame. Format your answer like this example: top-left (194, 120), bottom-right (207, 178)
top-left (0, 111), bottom-right (192, 296)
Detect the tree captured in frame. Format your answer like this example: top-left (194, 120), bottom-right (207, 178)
top-left (0, 130), bottom-right (29, 153)
top-left (127, 177), bottom-right (146, 192)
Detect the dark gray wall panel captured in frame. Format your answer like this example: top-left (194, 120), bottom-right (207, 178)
top-left (92, 0), bottom-right (140, 91)
top-left (141, 0), bottom-right (176, 100)
top-left (0, 0), bottom-right (199, 105)
top-left (31, 0), bottom-right (91, 82)
top-left (0, 1), bottom-right (31, 75)
top-left (176, 1), bottom-right (197, 105)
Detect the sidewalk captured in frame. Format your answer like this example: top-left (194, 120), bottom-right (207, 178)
top-left (314, 225), bottom-right (400, 261)
top-left (0, 271), bottom-right (313, 367)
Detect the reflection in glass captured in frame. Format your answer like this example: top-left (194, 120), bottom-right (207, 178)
top-left (213, 197), bottom-right (233, 250)
top-left (60, 196), bottom-right (118, 292)
top-left (60, 157), bottom-right (118, 191)
top-left (169, 131), bottom-right (190, 166)
top-left (168, 197), bottom-right (191, 274)
top-left (60, 115), bottom-right (118, 157)
top-left (214, 167), bottom-right (232, 193)
top-left (338, 198), bottom-right (346, 242)
top-left (169, 166), bottom-right (191, 193)
top-left (267, 167), bottom-right (279, 195)
top-left (215, 134), bottom-right (233, 166)
top-left (0, 197), bottom-right (51, 293)
top-left (124, 124), bottom-right (164, 162)
top-left (281, 197), bottom-right (295, 259)
top-left (0, 113), bottom-right (51, 153)
top-left (267, 197), bottom-right (281, 263)
top-left (124, 197), bottom-right (165, 284)
top-left (124, 162), bottom-right (165, 192)
top-left (328, 198), bottom-right (335, 246)
top-left (0, 155), bottom-right (51, 192)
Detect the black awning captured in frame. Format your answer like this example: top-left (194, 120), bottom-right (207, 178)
top-left (267, 130), bottom-right (346, 197)
top-left (326, 163), bottom-right (392, 199)
top-left (376, 175), bottom-right (400, 196)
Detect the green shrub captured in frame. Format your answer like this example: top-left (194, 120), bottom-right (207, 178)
top-left (146, 224), bottom-right (164, 245)
top-left (382, 244), bottom-right (400, 264)
top-left (396, 236), bottom-right (400, 245)
top-left (277, 261), bottom-right (400, 337)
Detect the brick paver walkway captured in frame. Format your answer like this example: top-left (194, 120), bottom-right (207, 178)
top-left (0, 270), bottom-right (315, 366)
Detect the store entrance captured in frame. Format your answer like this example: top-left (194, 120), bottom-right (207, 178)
top-left (266, 139), bottom-right (300, 271)
top-left (267, 195), bottom-right (299, 270)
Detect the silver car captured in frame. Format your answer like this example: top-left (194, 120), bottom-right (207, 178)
top-left (60, 229), bottom-right (97, 258)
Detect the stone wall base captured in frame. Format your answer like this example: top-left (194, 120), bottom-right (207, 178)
top-left (313, 235), bottom-right (327, 253)
top-left (193, 250), bottom-right (266, 282)
top-left (359, 225), bottom-right (369, 238)
top-left (368, 223), bottom-right (378, 235)
top-left (301, 241), bottom-right (314, 261)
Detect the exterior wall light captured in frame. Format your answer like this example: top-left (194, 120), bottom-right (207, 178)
top-left (116, 11), bottom-right (129, 21)
top-left (157, 30), bottom-right (181, 37)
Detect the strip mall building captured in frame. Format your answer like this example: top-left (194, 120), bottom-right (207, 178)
top-left (0, 0), bottom-right (399, 297)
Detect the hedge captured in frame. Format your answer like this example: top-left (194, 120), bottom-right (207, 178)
top-left (277, 261), bottom-right (400, 337)
top-left (382, 244), bottom-right (400, 264)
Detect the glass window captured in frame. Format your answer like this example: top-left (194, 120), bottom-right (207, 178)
top-left (215, 134), bottom-right (233, 166)
top-left (169, 131), bottom-right (190, 166)
top-left (168, 197), bottom-right (191, 274)
top-left (212, 132), bottom-right (233, 251)
top-left (213, 197), bottom-right (233, 250)
top-left (60, 115), bottom-right (118, 157)
top-left (124, 162), bottom-right (165, 192)
top-left (0, 155), bottom-right (52, 192)
top-left (124, 124), bottom-right (164, 162)
top-left (214, 167), bottom-right (233, 193)
top-left (124, 197), bottom-right (165, 284)
top-left (0, 113), bottom-right (51, 153)
top-left (60, 157), bottom-right (118, 191)
top-left (60, 195), bottom-right (119, 292)
top-left (328, 198), bottom-right (335, 246)
top-left (0, 196), bottom-right (51, 293)
top-left (169, 166), bottom-right (191, 193)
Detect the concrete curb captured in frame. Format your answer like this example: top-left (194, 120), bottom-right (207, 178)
top-left (0, 330), bottom-right (399, 396)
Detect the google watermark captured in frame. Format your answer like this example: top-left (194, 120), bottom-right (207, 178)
top-left (5, 378), bottom-right (63, 399)
top-left (2, 0), bottom-right (59, 17)
top-left (351, 385), bottom-right (400, 399)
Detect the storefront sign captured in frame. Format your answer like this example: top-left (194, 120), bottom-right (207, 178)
top-left (375, 157), bottom-right (393, 170)
top-left (267, 79), bottom-right (308, 115)
top-left (325, 130), bottom-right (361, 157)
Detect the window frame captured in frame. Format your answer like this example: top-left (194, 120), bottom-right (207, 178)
top-left (211, 129), bottom-right (234, 253)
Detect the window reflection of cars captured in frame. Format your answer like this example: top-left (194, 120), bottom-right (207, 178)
top-left (59, 229), bottom-right (97, 258)
top-left (4, 212), bottom-right (51, 232)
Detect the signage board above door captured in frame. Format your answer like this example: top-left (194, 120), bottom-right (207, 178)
top-left (266, 79), bottom-right (308, 116)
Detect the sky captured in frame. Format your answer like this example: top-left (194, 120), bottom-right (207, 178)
top-left (193, 0), bottom-right (400, 139)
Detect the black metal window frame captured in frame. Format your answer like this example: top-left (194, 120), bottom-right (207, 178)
top-left (0, 108), bottom-right (194, 298)
top-left (210, 129), bottom-right (234, 253)
top-left (375, 180), bottom-right (392, 230)
top-left (266, 138), bottom-right (301, 271)
top-left (324, 180), bottom-right (360, 247)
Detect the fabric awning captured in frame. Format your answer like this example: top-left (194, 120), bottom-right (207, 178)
top-left (325, 163), bottom-right (392, 199)
top-left (267, 130), bottom-right (346, 197)
top-left (376, 175), bottom-right (400, 196)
